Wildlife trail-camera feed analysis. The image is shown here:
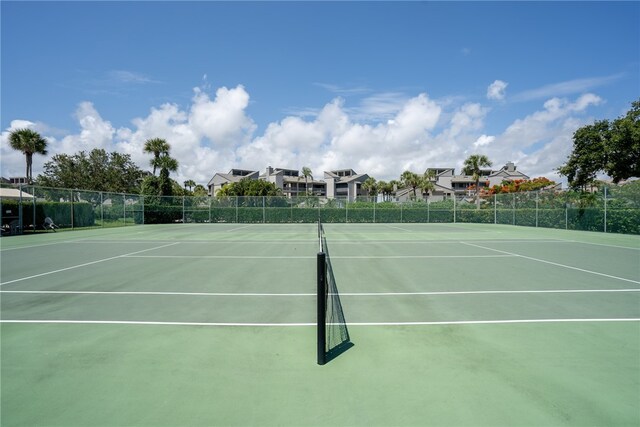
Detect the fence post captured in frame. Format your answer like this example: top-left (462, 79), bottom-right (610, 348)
top-left (123, 193), bottom-right (126, 227)
top-left (400, 201), bottom-right (403, 223)
top-left (32, 187), bottom-right (36, 233)
top-left (494, 193), bottom-right (497, 224)
top-left (141, 194), bottom-right (145, 225)
top-left (427, 199), bottom-right (430, 223)
top-left (536, 190), bottom-right (540, 228)
top-left (182, 196), bottom-right (185, 224)
top-left (70, 190), bottom-right (74, 229)
top-left (373, 197), bottom-right (376, 223)
top-left (453, 195), bottom-right (456, 223)
top-left (18, 184), bottom-right (23, 233)
top-left (512, 193), bottom-right (515, 225)
top-left (101, 192), bottom-right (104, 226)
top-left (345, 199), bottom-right (348, 223)
top-left (235, 197), bottom-right (239, 223)
top-left (604, 187), bottom-right (607, 233)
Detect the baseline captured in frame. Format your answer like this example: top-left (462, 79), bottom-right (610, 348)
top-left (1, 318), bottom-right (638, 327)
top-left (2, 288), bottom-right (637, 297)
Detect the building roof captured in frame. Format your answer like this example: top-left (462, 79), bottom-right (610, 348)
top-left (208, 170), bottom-right (259, 186)
top-left (324, 170), bottom-right (368, 183)
top-left (0, 188), bottom-right (35, 199)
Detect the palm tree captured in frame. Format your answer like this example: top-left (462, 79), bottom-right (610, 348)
top-left (301, 166), bottom-right (313, 195)
top-left (8, 129), bottom-right (48, 183)
top-left (377, 180), bottom-right (389, 201)
top-left (143, 138), bottom-right (170, 175)
top-left (156, 154), bottom-right (179, 174)
top-left (183, 179), bottom-right (196, 191)
top-left (362, 177), bottom-right (378, 201)
top-left (419, 171), bottom-right (436, 201)
top-left (401, 171), bottom-right (421, 200)
top-left (156, 154), bottom-right (179, 196)
top-left (463, 154), bottom-right (493, 208)
top-left (389, 180), bottom-right (400, 201)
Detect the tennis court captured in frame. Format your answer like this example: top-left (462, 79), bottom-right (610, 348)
top-left (1, 223), bottom-right (639, 426)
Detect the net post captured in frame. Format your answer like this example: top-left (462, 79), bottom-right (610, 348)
top-left (317, 251), bottom-right (327, 365)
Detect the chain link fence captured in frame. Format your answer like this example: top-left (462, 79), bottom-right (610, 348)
top-left (2, 184), bottom-right (638, 235)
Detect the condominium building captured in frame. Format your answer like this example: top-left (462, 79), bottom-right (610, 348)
top-left (395, 162), bottom-right (530, 202)
top-left (207, 162), bottom-right (528, 202)
top-left (323, 169), bottom-right (369, 200)
top-left (207, 167), bottom-right (369, 201)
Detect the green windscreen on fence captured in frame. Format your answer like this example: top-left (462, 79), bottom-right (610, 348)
top-left (1, 183), bottom-right (639, 235)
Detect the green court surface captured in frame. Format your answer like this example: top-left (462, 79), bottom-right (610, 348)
top-left (1, 223), bottom-right (639, 426)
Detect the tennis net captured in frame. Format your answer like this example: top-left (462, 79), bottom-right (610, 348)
top-left (317, 221), bottom-right (352, 365)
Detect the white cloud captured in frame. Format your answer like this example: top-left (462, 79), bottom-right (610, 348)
top-left (449, 103), bottom-right (487, 137)
top-left (109, 70), bottom-right (159, 84)
top-left (473, 94), bottom-right (603, 180)
top-left (189, 85), bottom-right (256, 148)
top-left (473, 135), bottom-right (495, 148)
top-left (0, 85), bottom-right (604, 187)
top-left (487, 80), bottom-right (508, 100)
top-left (513, 73), bottom-right (623, 102)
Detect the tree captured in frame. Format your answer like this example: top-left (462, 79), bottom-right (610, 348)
top-left (301, 166), bottom-right (313, 194)
top-left (377, 180), bottom-right (389, 201)
top-left (419, 170), bottom-right (436, 199)
top-left (143, 138), bottom-right (170, 175)
top-left (558, 120), bottom-right (609, 190)
top-left (401, 171), bottom-right (421, 200)
top-left (193, 184), bottom-right (208, 197)
top-left (155, 154), bottom-right (178, 197)
top-left (559, 99), bottom-right (640, 189)
top-left (362, 177), bottom-right (378, 200)
top-left (8, 128), bottom-right (48, 183)
top-left (388, 180), bottom-right (400, 200)
top-left (36, 149), bottom-right (144, 193)
top-left (485, 177), bottom-right (557, 195)
top-left (183, 179), bottom-right (196, 192)
top-left (607, 100), bottom-right (640, 182)
top-left (463, 154), bottom-right (493, 208)
top-left (216, 178), bottom-right (281, 198)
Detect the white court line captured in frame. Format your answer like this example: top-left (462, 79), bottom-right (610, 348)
top-left (70, 240), bottom-right (317, 244)
top-left (226, 225), bottom-right (255, 233)
top-left (331, 255), bottom-right (516, 259)
top-left (124, 254), bottom-right (516, 260)
top-left (0, 240), bottom-right (79, 252)
top-left (1, 289), bottom-right (638, 297)
top-left (559, 239), bottom-right (640, 251)
top-left (0, 318), bottom-right (638, 327)
top-left (462, 242), bottom-right (640, 285)
top-left (0, 290), bottom-right (317, 296)
top-left (383, 225), bottom-right (414, 232)
top-left (328, 239), bottom-right (566, 244)
top-left (0, 242), bottom-right (180, 286)
top-left (345, 318), bottom-right (640, 326)
top-left (126, 255), bottom-right (316, 259)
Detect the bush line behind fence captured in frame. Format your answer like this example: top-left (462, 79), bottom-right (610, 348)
top-left (1, 185), bottom-right (639, 235)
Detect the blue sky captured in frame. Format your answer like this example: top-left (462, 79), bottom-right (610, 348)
top-left (1, 1), bottom-right (638, 185)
